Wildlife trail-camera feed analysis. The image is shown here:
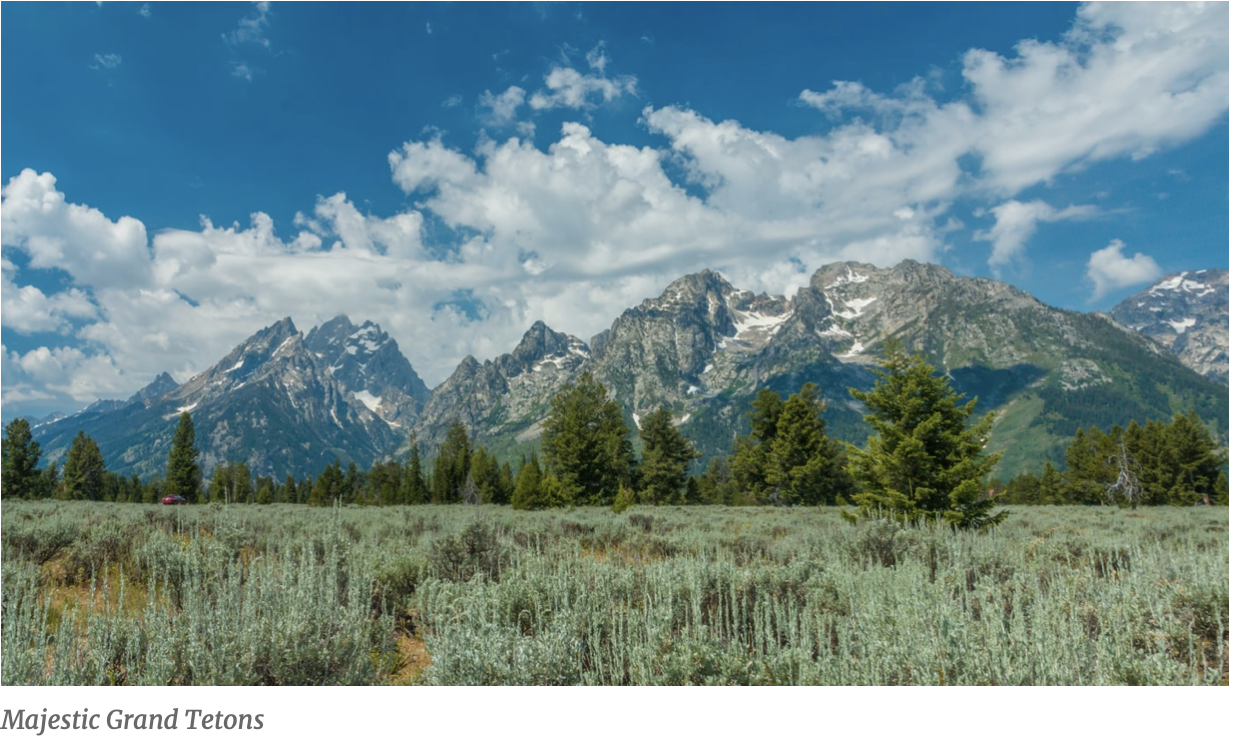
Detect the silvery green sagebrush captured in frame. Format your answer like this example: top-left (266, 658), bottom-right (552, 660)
top-left (2, 501), bottom-right (1227, 685)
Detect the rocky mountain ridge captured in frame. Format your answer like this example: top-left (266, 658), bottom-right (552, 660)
top-left (32, 317), bottom-right (427, 479)
top-left (29, 261), bottom-right (1228, 481)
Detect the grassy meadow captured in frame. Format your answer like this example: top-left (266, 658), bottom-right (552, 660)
top-left (0, 500), bottom-right (1227, 685)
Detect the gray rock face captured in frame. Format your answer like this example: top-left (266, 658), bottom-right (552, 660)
top-left (127, 372), bottom-right (179, 406)
top-left (415, 321), bottom-right (590, 449)
top-left (304, 315), bottom-right (431, 428)
top-left (1110, 269), bottom-right (1228, 384)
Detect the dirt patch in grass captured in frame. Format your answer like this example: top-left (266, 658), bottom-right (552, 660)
top-left (393, 632), bottom-right (432, 685)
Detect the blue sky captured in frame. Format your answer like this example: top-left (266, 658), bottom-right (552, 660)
top-left (1, 1), bottom-right (1229, 419)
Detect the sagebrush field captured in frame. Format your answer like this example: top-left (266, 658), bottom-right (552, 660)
top-left (1, 501), bottom-right (1227, 685)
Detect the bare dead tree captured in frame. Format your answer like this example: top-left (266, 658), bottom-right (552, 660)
top-left (1105, 439), bottom-right (1143, 509)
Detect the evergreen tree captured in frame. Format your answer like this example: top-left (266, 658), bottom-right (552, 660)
top-left (1165, 411), bottom-right (1224, 505)
top-left (511, 453), bottom-right (545, 510)
top-left (365, 461), bottom-right (402, 506)
top-left (60, 431), bottom-right (107, 501)
top-left (846, 341), bottom-right (1005, 529)
top-left (432, 420), bottom-right (472, 503)
top-left (1002, 469), bottom-right (1041, 506)
top-left (638, 407), bottom-right (700, 505)
top-left (165, 412), bottom-right (202, 503)
top-left (682, 475), bottom-right (704, 506)
top-left (612, 483), bottom-right (636, 513)
top-left (469, 447), bottom-right (513, 505)
top-left (542, 371), bottom-right (634, 506)
top-left (730, 389), bottom-right (782, 499)
top-left (1039, 460), bottom-right (1064, 505)
top-left (343, 462), bottom-right (363, 505)
top-left (1063, 426), bottom-right (1118, 505)
top-left (210, 460), bottom-right (252, 503)
top-left (1125, 420), bottom-right (1168, 506)
top-left (310, 459), bottom-right (345, 506)
top-left (766, 384), bottom-right (851, 506)
top-left (2, 418), bottom-right (42, 499)
top-left (32, 462), bottom-right (60, 500)
top-left (729, 385), bottom-right (850, 505)
top-left (698, 456), bottom-right (740, 506)
top-left (403, 430), bottom-right (429, 504)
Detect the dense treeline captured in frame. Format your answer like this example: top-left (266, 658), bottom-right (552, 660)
top-left (1002, 412), bottom-right (1228, 507)
top-left (3, 345), bottom-right (1227, 512)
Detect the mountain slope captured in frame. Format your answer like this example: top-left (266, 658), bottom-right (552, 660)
top-left (1110, 269), bottom-right (1228, 385)
top-left (414, 321), bottom-right (590, 453)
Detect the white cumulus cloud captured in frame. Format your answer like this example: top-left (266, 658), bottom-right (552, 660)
top-left (1, 170), bottom-right (151, 290)
top-left (1086, 240), bottom-right (1163, 301)
top-left (528, 43), bottom-right (637, 111)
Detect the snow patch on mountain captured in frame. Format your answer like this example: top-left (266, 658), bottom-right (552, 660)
top-left (825, 265), bottom-right (870, 288)
top-left (353, 390), bottom-right (382, 412)
top-left (835, 296), bottom-right (878, 320)
top-left (732, 309), bottom-right (791, 338)
top-left (1168, 318), bottom-right (1197, 334)
top-left (1152, 274), bottom-right (1215, 296)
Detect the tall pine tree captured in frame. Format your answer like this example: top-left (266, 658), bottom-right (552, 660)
top-left (729, 385), bottom-right (850, 505)
top-left (431, 420), bottom-right (472, 503)
top-left (542, 371), bottom-right (634, 506)
top-left (766, 384), bottom-right (851, 506)
top-left (511, 452), bottom-right (545, 510)
top-left (61, 431), bottom-right (107, 501)
top-left (165, 412), bottom-right (202, 503)
top-left (403, 430), bottom-right (429, 504)
top-left (638, 407), bottom-right (699, 505)
top-left (846, 341), bottom-right (1005, 529)
top-left (2, 418), bottom-right (42, 499)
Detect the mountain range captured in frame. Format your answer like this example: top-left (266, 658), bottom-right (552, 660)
top-left (28, 261), bottom-right (1229, 481)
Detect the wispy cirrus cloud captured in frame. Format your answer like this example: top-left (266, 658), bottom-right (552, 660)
top-left (974, 200), bottom-right (1097, 271)
top-left (223, 1), bottom-right (272, 48)
top-left (90, 53), bottom-right (122, 70)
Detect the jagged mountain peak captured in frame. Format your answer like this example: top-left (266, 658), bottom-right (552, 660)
top-left (635, 268), bottom-right (737, 315)
top-left (301, 315), bottom-right (430, 427)
top-left (126, 371), bottom-right (179, 406)
top-left (1111, 269), bottom-right (1228, 384)
top-left (304, 314), bottom-right (355, 345)
top-left (510, 321), bottom-right (588, 368)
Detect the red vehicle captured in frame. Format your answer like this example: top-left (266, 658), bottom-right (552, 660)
top-left (161, 494), bottom-right (186, 505)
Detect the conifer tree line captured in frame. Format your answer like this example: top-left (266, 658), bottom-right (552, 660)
top-left (1002, 412), bottom-right (1228, 508)
top-left (2, 342), bottom-right (1227, 517)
